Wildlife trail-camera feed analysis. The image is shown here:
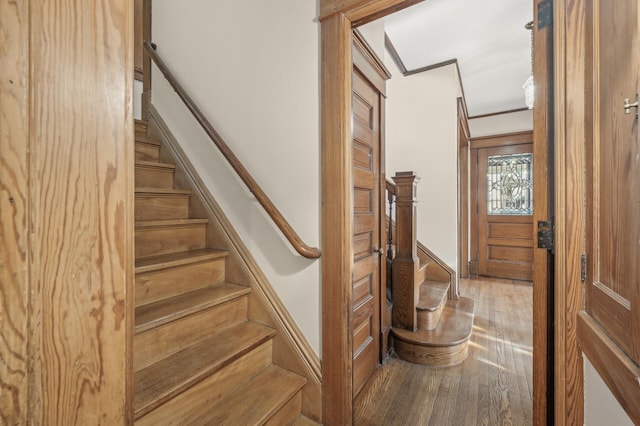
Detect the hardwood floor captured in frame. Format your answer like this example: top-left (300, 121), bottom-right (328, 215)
top-left (355, 277), bottom-right (533, 425)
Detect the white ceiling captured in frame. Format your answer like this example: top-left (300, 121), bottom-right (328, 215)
top-left (384, 0), bottom-right (533, 116)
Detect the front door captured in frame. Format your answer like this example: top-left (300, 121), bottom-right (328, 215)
top-left (351, 62), bottom-right (382, 397)
top-left (476, 142), bottom-right (534, 281)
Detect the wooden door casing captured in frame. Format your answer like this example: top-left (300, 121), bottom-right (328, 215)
top-left (351, 67), bottom-right (382, 398)
top-left (476, 143), bottom-right (534, 281)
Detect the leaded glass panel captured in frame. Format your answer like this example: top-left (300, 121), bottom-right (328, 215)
top-left (487, 153), bottom-right (533, 215)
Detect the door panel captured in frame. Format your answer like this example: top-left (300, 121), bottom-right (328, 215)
top-left (477, 143), bottom-right (534, 281)
top-left (585, 0), bottom-right (639, 363)
top-left (351, 67), bottom-right (381, 397)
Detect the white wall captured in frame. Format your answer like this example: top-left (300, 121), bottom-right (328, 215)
top-left (468, 109), bottom-right (533, 137)
top-left (357, 19), bottom-right (386, 60)
top-left (151, 0), bottom-right (321, 353)
top-left (385, 58), bottom-right (462, 270)
top-left (584, 356), bottom-right (634, 425)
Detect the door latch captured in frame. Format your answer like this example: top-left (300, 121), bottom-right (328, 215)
top-left (623, 94), bottom-right (639, 116)
top-left (537, 219), bottom-right (554, 251)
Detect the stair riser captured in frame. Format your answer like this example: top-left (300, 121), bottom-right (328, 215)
top-left (135, 195), bottom-right (190, 221)
top-left (135, 341), bottom-right (272, 425)
top-left (136, 142), bottom-right (160, 162)
top-left (416, 265), bottom-right (427, 284)
top-left (135, 224), bottom-right (206, 259)
top-left (134, 297), bottom-right (247, 371)
top-left (394, 337), bottom-right (469, 367)
top-left (135, 167), bottom-right (174, 189)
top-left (417, 303), bottom-right (445, 331)
top-left (135, 121), bottom-right (148, 140)
top-left (265, 391), bottom-right (303, 426)
top-left (136, 258), bottom-right (226, 307)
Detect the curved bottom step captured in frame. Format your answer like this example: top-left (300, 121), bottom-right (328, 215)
top-left (392, 297), bottom-right (474, 367)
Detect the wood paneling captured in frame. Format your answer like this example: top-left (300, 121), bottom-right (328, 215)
top-left (351, 64), bottom-right (382, 397)
top-left (577, 312), bottom-right (640, 424)
top-left (458, 98), bottom-right (470, 282)
top-left (554, 0), bottom-right (586, 423)
top-left (0, 1), bottom-right (30, 422)
top-left (584, 0), bottom-right (639, 363)
top-left (26, 0), bottom-right (134, 423)
top-left (321, 12), bottom-right (355, 425)
top-left (470, 131), bottom-right (534, 149)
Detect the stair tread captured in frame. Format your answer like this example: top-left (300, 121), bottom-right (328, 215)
top-left (134, 321), bottom-right (276, 418)
top-left (135, 283), bottom-right (250, 333)
top-left (194, 365), bottom-right (306, 425)
top-left (393, 297), bottom-right (474, 347)
top-left (135, 218), bottom-right (208, 228)
top-left (135, 187), bottom-right (191, 195)
top-left (135, 160), bottom-right (175, 169)
top-left (135, 248), bottom-right (228, 274)
top-left (416, 281), bottom-right (450, 312)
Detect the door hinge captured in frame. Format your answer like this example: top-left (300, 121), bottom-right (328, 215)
top-left (537, 219), bottom-right (554, 251)
top-left (581, 254), bottom-right (587, 281)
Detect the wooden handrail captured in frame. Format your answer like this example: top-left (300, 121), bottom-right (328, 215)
top-left (385, 178), bottom-right (396, 195)
top-left (144, 42), bottom-right (320, 259)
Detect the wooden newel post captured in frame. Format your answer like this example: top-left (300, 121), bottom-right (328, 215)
top-left (391, 171), bottom-right (420, 331)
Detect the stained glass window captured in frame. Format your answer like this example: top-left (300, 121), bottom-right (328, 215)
top-left (487, 153), bottom-right (533, 215)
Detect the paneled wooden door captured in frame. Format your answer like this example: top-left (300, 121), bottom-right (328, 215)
top-left (351, 66), bottom-right (383, 397)
top-left (584, 0), bottom-right (640, 364)
top-left (477, 143), bottom-right (534, 281)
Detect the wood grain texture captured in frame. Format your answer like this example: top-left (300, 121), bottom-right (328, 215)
top-left (319, 0), bottom-right (424, 26)
top-left (391, 172), bottom-right (420, 331)
top-left (417, 242), bottom-right (455, 289)
top-left (135, 341), bottom-right (272, 426)
top-left (356, 277), bottom-right (533, 425)
top-left (150, 107), bottom-right (322, 422)
top-left (458, 98), bottom-right (470, 283)
top-left (554, 0), bottom-right (586, 424)
top-left (577, 312), bottom-right (640, 424)
top-left (0, 0), bottom-right (30, 422)
top-left (321, 13), bottom-right (355, 425)
top-left (27, 0), bottom-right (134, 423)
top-left (470, 131), bottom-right (534, 149)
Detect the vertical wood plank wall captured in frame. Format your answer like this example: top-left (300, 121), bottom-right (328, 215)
top-left (1, 0), bottom-right (134, 423)
top-left (554, 0), bottom-right (586, 424)
top-left (0, 1), bottom-right (31, 422)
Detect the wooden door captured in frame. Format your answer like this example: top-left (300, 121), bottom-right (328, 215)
top-left (351, 67), bottom-right (382, 398)
top-left (477, 143), bottom-right (534, 281)
top-left (584, 0), bottom-right (640, 365)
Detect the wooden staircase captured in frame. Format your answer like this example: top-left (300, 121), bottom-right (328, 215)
top-left (387, 172), bottom-right (474, 367)
top-left (133, 119), bottom-right (308, 425)
top-left (392, 258), bottom-right (475, 367)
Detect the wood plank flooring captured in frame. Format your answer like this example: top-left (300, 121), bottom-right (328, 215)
top-left (355, 277), bottom-right (533, 425)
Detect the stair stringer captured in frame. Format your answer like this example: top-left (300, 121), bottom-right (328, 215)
top-left (417, 241), bottom-right (457, 299)
top-left (148, 105), bottom-right (322, 423)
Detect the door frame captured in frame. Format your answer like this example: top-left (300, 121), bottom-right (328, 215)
top-left (319, 0), bottom-right (579, 424)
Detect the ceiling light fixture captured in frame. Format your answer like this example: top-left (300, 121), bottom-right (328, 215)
top-left (523, 21), bottom-right (534, 109)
